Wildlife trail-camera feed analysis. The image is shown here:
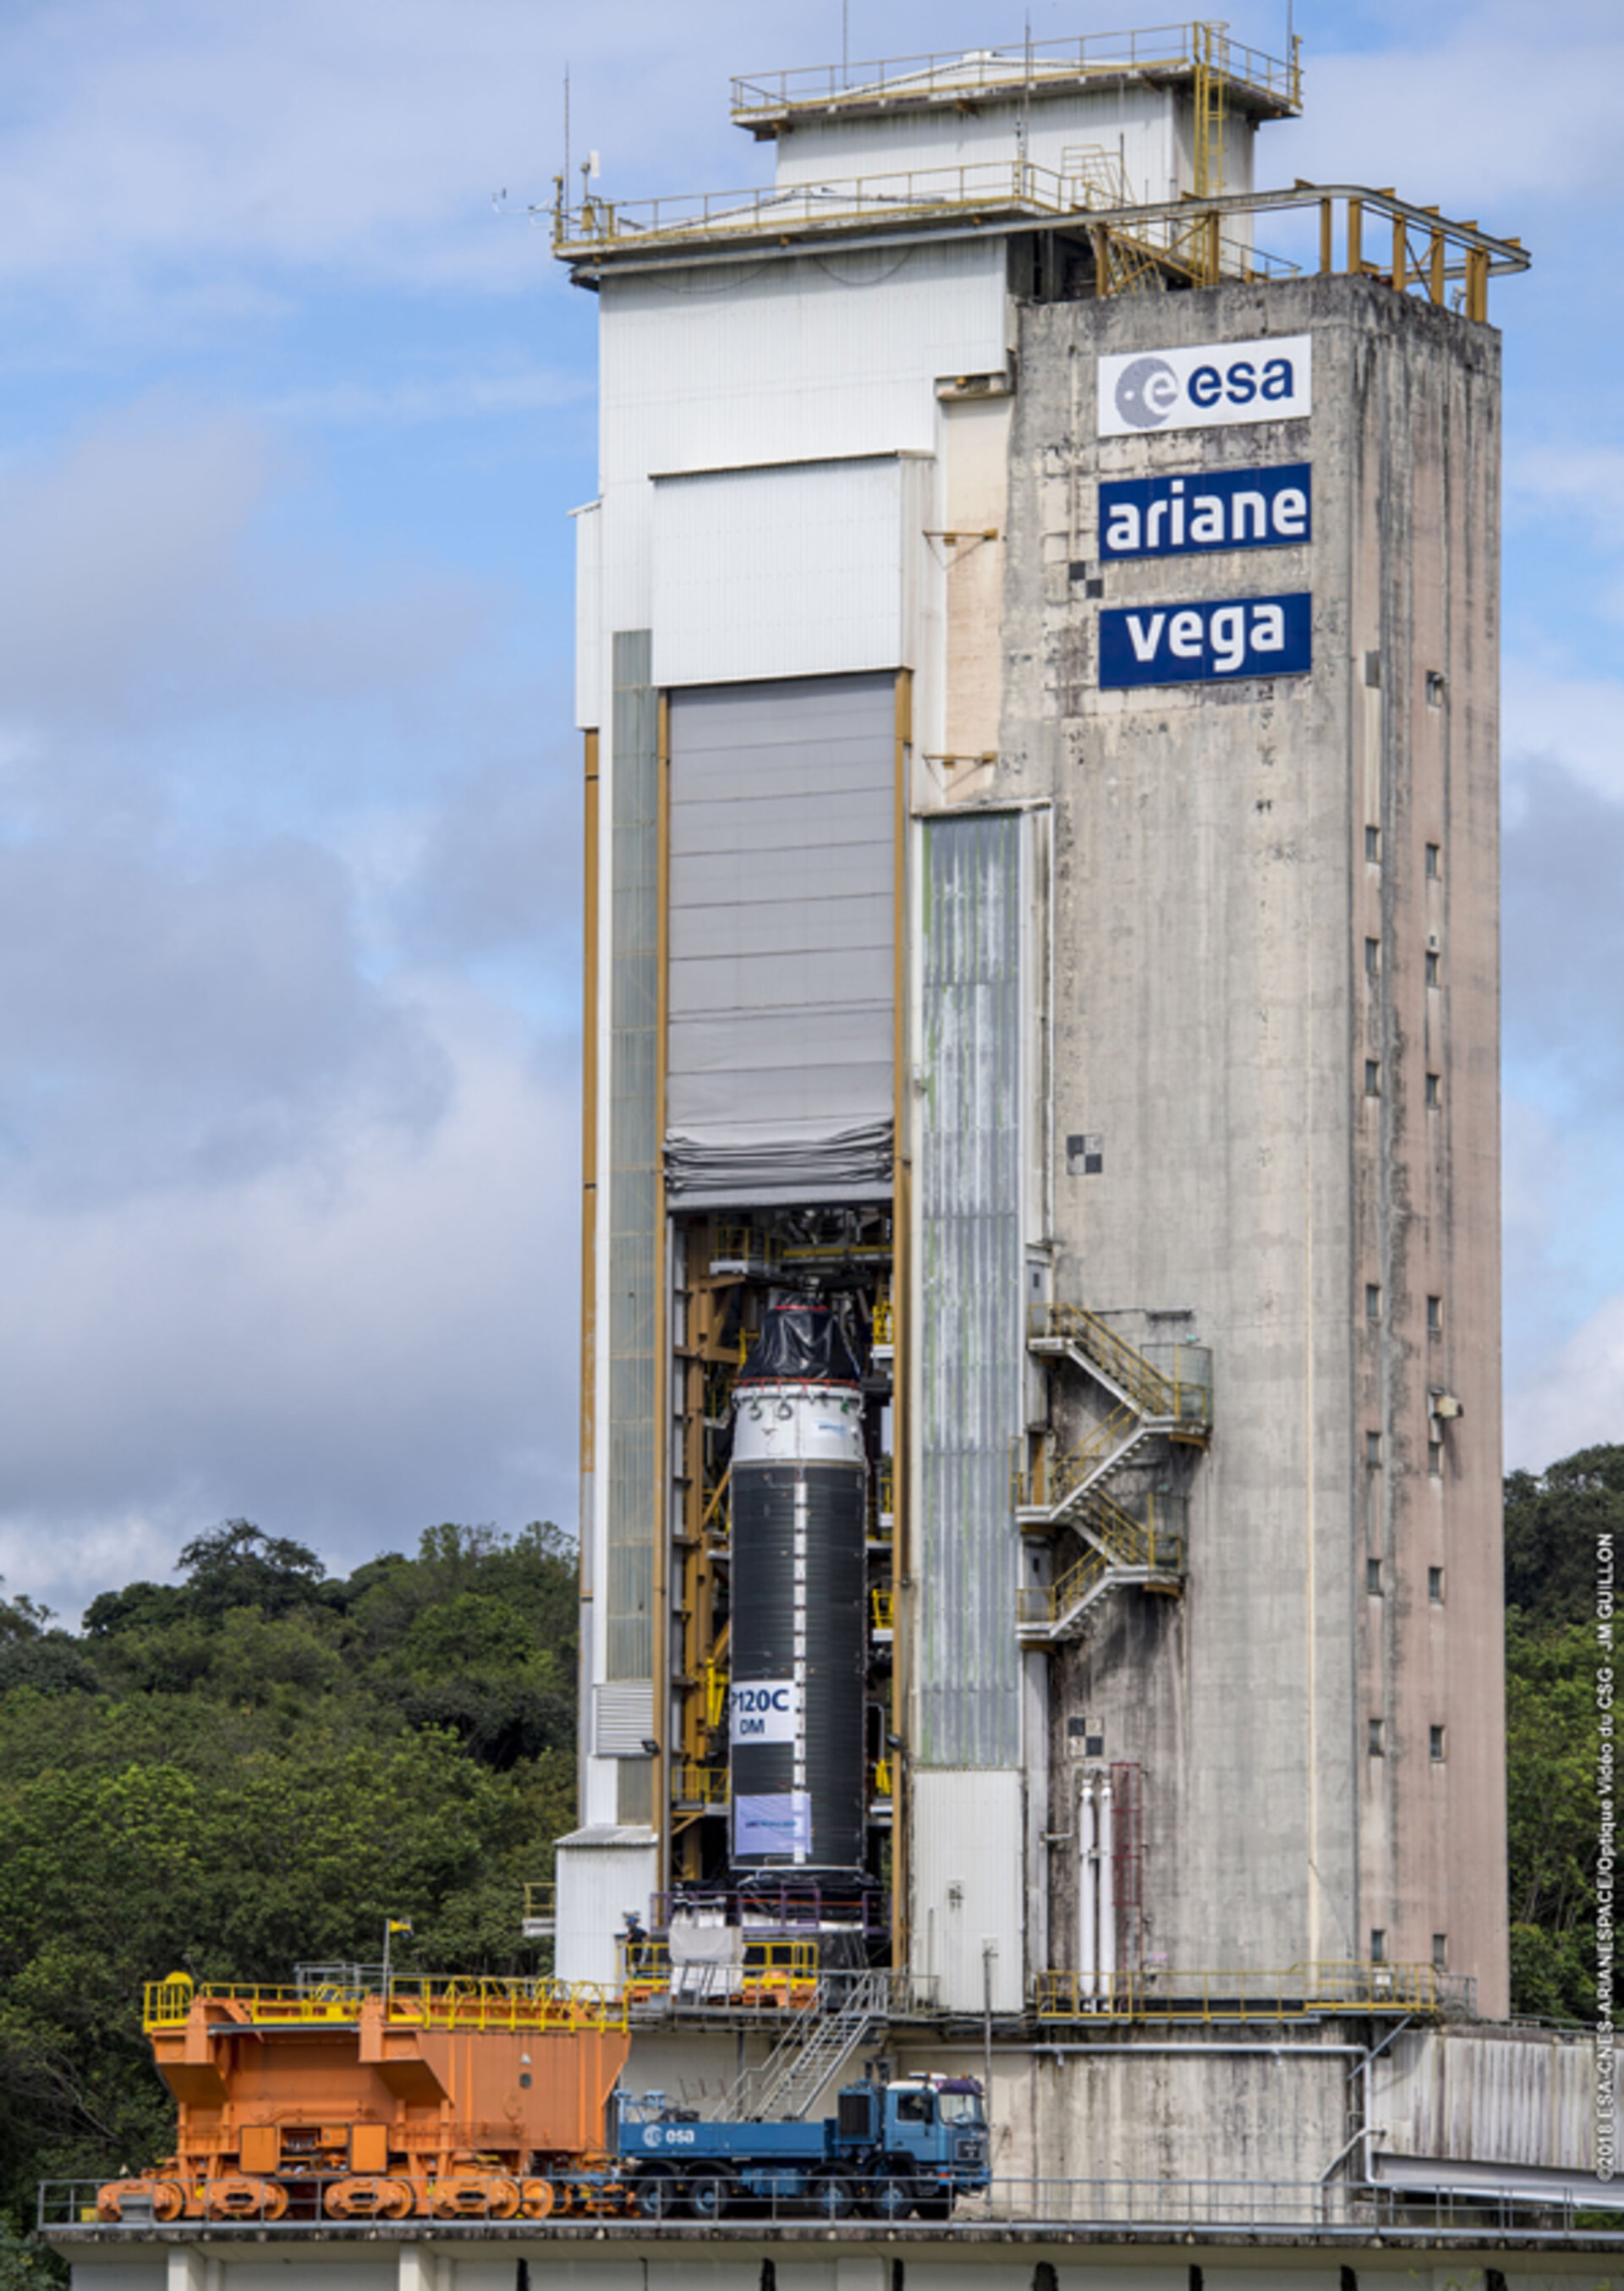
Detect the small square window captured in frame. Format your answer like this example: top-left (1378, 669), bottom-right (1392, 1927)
top-left (1365, 825), bottom-right (1380, 862)
top-left (1367, 1557), bottom-right (1382, 1594)
top-left (1426, 671), bottom-right (1447, 708)
top-left (1368, 1717), bottom-right (1385, 1755)
top-left (1428, 1442), bottom-right (1444, 1479)
top-left (1364, 1060), bottom-right (1381, 1096)
top-left (1430, 1724), bottom-right (1446, 1761)
top-left (1370, 1928), bottom-right (1386, 1964)
top-left (1364, 937), bottom-right (1380, 981)
top-left (1365, 1283), bottom-right (1382, 1322)
top-left (1427, 1295), bottom-right (1443, 1334)
top-left (1428, 1566), bottom-right (1444, 1602)
top-left (1425, 1072), bottom-right (1441, 1109)
top-left (1365, 1430), bottom-right (1382, 1465)
top-left (1425, 843), bottom-right (1441, 880)
top-left (1425, 948), bottom-right (1440, 987)
top-left (1432, 1933), bottom-right (1447, 1972)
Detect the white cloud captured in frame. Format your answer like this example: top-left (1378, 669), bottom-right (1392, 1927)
top-left (1506, 1288), bottom-right (1624, 1472)
top-left (0, 988), bottom-right (579, 1620)
top-left (1503, 662), bottom-right (1624, 812)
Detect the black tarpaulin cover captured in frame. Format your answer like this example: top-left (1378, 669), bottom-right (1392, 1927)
top-left (737, 1299), bottom-right (862, 1388)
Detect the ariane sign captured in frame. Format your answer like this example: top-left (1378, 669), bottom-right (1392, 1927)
top-left (730, 1678), bottom-right (799, 1744)
top-left (1100, 464), bottom-right (1311, 559)
top-left (1100, 593), bottom-right (1312, 688)
top-left (1098, 334), bottom-right (1312, 437)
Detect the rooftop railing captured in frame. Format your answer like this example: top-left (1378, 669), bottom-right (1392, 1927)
top-left (730, 22), bottom-right (1302, 124)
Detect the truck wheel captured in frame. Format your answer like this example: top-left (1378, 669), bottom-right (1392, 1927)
top-left (867, 2176), bottom-right (914, 2222)
top-left (808, 2171), bottom-right (856, 2219)
top-left (687, 2172), bottom-right (737, 2222)
top-left (630, 2167), bottom-right (678, 2220)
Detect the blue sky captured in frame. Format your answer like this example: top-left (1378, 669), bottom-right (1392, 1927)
top-left (0, 0), bottom-right (1615, 1617)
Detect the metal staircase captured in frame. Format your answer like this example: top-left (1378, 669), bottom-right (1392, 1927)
top-left (1016, 1306), bottom-right (1210, 1635)
top-left (717, 1969), bottom-right (889, 2122)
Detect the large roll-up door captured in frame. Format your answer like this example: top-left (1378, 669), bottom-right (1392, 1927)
top-left (665, 673), bottom-right (895, 1206)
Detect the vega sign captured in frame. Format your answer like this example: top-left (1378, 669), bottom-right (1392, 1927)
top-left (1099, 593), bottom-right (1312, 689)
top-left (1098, 335), bottom-right (1312, 438)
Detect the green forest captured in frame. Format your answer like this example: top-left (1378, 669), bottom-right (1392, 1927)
top-left (0, 1447), bottom-right (1615, 2259)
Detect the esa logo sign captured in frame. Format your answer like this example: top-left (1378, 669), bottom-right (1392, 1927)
top-left (1099, 593), bottom-right (1311, 689)
top-left (729, 1680), bottom-right (799, 1744)
top-left (1098, 336), bottom-right (1312, 438)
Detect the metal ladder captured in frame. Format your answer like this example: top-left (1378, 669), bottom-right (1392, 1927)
top-left (718, 1970), bottom-right (889, 2122)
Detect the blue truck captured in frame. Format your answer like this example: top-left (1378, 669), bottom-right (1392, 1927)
top-left (613, 2074), bottom-right (990, 2219)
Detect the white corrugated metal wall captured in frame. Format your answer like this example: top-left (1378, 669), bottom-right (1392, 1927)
top-left (652, 458), bottom-right (910, 688)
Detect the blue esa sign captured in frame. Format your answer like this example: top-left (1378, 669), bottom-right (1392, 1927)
top-left (1100, 464), bottom-right (1311, 560)
top-left (1100, 593), bottom-right (1311, 689)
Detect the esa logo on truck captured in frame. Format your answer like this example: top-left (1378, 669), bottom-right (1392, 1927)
top-left (1100, 465), bottom-right (1311, 559)
top-left (1099, 593), bottom-right (1311, 689)
top-left (729, 1680), bottom-right (799, 1744)
top-left (1098, 336), bottom-right (1312, 438)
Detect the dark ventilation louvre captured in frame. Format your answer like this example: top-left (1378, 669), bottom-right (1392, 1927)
top-left (838, 2088), bottom-right (874, 2139)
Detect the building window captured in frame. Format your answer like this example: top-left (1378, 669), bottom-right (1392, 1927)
top-left (1365, 1283), bottom-right (1381, 1322)
top-left (1365, 825), bottom-right (1380, 862)
top-left (1430, 1724), bottom-right (1446, 1761)
top-left (1427, 1295), bottom-right (1443, 1334)
top-left (1432, 1933), bottom-right (1447, 1972)
top-left (1425, 1071), bottom-right (1441, 1109)
top-left (1429, 1566), bottom-right (1444, 1603)
top-left (1370, 1928), bottom-right (1387, 1964)
top-left (1367, 1557), bottom-right (1382, 1594)
top-left (1425, 843), bottom-right (1441, 880)
top-left (1428, 1440), bottom-right (1444, 1478)
top-left (1368, 1717), bottom-right (1385, 1755)
top-left (1425, 671), bottom-right (1447, 708)
top-left (1364, 1060), bottom-right (1380, 1096)
top-left (1365, 937), bottom-right (1380, 982)
top-left (1425, 948), bottom-right (1440, 986)
top-left (1365, 1430), bottom-right (1382, 1464)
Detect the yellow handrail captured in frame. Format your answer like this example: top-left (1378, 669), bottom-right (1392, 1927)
top-left (142, 1977), bottom-right (628, 2036)
top-left (870, 1586), bottom-right (895, 1631)
top-left (1033, 1961), bottom-right (1439, 2020)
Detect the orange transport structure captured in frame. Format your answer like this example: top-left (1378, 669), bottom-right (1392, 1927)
top-left (97, 1975), bottom-right (631, 2225)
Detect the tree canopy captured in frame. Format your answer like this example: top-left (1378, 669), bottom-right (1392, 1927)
top-left (0, 1521), bottom-right (577, 2239)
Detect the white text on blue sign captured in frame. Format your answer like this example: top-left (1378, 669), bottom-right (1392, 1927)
top-left (1100, 464), bottom-right (1311, 560)
top-left (1097, 335), bottom-right (1312, 437)
top-left (1100, 594), bottom-right (1312, 689)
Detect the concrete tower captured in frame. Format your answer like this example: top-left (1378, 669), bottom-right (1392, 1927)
top-left (554, 23), bottom-right (1527, 2043)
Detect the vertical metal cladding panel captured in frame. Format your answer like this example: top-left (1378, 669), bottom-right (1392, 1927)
top-left (665, 674), bottom-right (895, 1203)
top-left (652, 458), bottom-right (907, 689)
top-left (919, 813), bottom-right (1023, 1767)
top-left (606, 631), bottom-right (658, 1686)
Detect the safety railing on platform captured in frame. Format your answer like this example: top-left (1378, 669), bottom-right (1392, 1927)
top-left (1029, 1303), bottom-right (1212, 1426)
top-left (729, 22), bottom-right (1302, 124)
top-left (553, 160), bottom-right (1295, 276)
top-left (1017, 1508), bottom-right (1185, 1637)
top-left (1033, 1960), bottom-right (1440, 2020)
top-left (652, 1882), bottom-right (891, 1934)
top-left (617, 1936), bottom-right (820, 2010)
top-left (142, 1975), bottom-right (626, 2036)
top-left (673, 1761), bottom-right (729, 1806)
top-left (870, 1586), bottom-right (894, 1634)
top-left (46, 2171), bottom-right (1624, 2239)
top-left (522, 1881), bottom-right (557, 1926)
